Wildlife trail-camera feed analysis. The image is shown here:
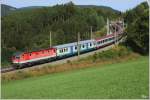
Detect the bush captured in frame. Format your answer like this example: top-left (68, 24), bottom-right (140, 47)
top-left (92, 52), bottom-right (98, 62)
top-left (96, 45), bottom-right (131, 60)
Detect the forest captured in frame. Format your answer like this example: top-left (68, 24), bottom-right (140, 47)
top-left (1, 1), bottom-right (149, 66)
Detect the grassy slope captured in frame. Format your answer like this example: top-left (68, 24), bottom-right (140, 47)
top-left (1, 56), bottom-right (149, 99)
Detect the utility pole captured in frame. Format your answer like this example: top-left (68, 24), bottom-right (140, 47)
top-left (77, 32), bottom-right (80, 58)
top-left (115, 26), bottom-right (117, 45)
top-left (116, 25), bottom-right (119, 45)
top-left (107, 18), bottom-right (109, 35)
top-left (122, 18), bottom-right (124, 31)
top-left (90, 26), bottom-right (93, 39)
top-left (50, 31), bottom-right (52, 47)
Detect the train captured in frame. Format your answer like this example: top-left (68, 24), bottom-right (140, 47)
top-left (11, 30), bottom-right (123, 68)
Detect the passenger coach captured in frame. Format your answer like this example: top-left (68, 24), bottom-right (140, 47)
top-left (54, 39), bottom-right (96, 58)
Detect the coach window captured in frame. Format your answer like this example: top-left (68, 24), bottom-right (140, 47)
top-left (90, 43), bottom-right (92, 46)
top-left (82, 45), bottom-right (84, 48)
top-left (64, 48), bottom-right (66, 52)
top-left (63, 48), bottom-right (65, 52)
top-left (75, 46), bottom-right (77, 50)
top-left (59, 49), bottom-right (61, 53)
top-left (66, 48), bottom-right (68, 52)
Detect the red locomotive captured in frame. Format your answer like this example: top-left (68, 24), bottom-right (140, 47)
top-left (12, 48), bottom-right (56, 68)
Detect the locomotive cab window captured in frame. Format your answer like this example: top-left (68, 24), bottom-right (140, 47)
top-left (75, 46), bottom-right (77, 50)
top-left (15, 56), bottom-right (20, 59)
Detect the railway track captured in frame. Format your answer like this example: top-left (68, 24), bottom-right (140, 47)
top-left (1, 67), bottom-right (15, 73)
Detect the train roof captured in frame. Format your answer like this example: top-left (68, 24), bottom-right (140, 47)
top-left (13, 47), bottom-right (56, 57)
top-left (54, 39), bottom-right (95, 49)
top-left (95, 33), bottom-right (115, 41)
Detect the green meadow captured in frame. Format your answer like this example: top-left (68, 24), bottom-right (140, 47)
top-left (1, 56), bottom-right (149, 99)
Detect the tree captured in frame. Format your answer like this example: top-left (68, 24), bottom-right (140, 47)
top-left (124, 2), bottom-right (149, 54)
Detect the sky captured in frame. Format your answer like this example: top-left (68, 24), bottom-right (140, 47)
top-left (1, 0), bottom-right (148, 12)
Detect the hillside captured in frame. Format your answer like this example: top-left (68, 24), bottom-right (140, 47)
top-left (2, 56), bottom-right (149, 99)
top-left (1, 4), bottom-right (17, 16)
top-left (18, 6), bottom-right (46, 10)
top-left (1, 4), bottom-right (119, 16)
top-left (1, 2), bottom-right (120, 66)
top-left (78, 5), bottom-right (119, 13)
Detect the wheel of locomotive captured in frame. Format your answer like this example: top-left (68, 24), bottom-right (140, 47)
top-left (27, 62), bottom-right (33, 67)
top-left (18, 64), bottom-right (25, 69)
top-left (13, 63), bottom-right (23, 69)
top-left (12, 64), bottom-right (19, 69)
top-left (39, 59), bottom-right (46, 64)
